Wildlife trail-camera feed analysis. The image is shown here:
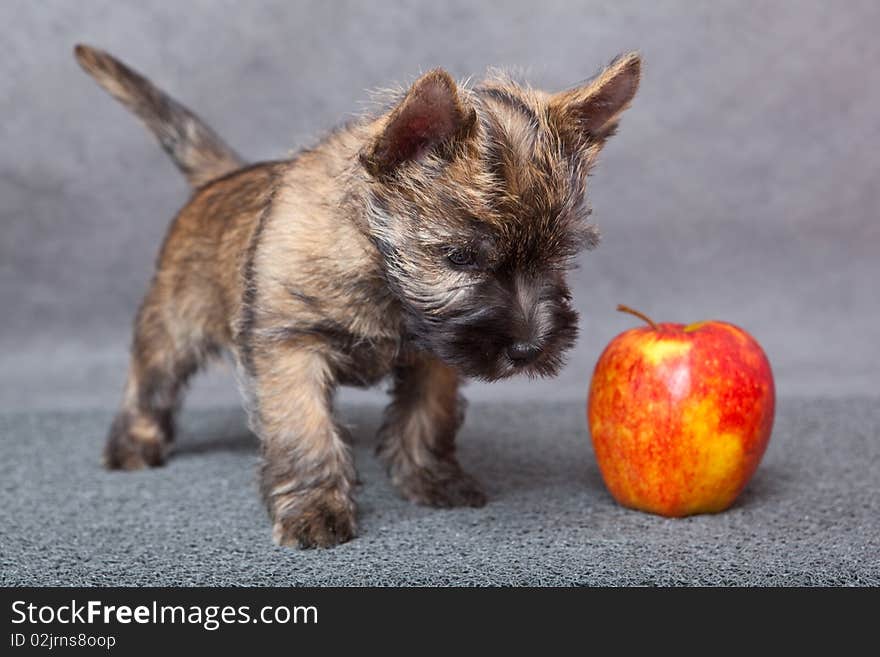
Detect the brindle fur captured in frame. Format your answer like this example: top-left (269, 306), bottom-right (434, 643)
top-left (75, 44), bottom-right (640, 547)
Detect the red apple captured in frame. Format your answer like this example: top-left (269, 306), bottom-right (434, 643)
top-left (588, 305), bottom-right (775, 517)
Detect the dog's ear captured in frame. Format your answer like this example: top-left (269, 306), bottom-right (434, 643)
top-left (361, 69), bottom-right (476, 176)
top-left (549, 52), bottom-right (641, 148)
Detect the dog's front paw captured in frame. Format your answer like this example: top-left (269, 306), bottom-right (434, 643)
top-left (393, 462), bottom-right (487, 508)
top-left (271, 493), bottom-right (357, 549)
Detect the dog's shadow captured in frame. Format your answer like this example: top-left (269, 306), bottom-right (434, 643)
top-left (172, 404), bottom-right (389, 459)
top-left (173, 408), bottom-right (257, 457)
top-left (172, 402), bottom-right (606, 500)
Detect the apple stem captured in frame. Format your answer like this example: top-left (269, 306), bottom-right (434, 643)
top-left (617, 304), bottom-right (659, 330)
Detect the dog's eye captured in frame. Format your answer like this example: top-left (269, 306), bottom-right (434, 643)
top-left (446, 248), bottom-right (478, 269)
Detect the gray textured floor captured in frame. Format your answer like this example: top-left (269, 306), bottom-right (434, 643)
top-left (1, 397), bottom-right (877, 586)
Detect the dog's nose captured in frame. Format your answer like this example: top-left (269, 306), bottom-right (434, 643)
top-left (507, 341), bottom-right (541, 365)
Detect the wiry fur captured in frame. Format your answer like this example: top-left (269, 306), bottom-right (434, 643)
top-left (75, 45), bottom-right (640, 547)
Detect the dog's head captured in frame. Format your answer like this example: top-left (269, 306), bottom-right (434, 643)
top-left (360, 54), bottom-right (640, 380)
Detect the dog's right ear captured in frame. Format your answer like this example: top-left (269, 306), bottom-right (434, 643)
top-left (360, 69), bottom-right (476, 177)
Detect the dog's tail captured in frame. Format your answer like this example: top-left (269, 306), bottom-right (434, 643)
top-left (74, 44), bottom-right (244, 188)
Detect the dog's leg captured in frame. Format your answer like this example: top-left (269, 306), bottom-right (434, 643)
top-left (104, 290), bottom-right (208, 470)
top-left (252, 343), bottom-right (357, 548)
top-left (378, 353), bottom-right (487, 508)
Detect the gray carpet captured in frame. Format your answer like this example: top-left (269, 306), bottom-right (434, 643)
top-left (1, 397), bottom-right (877, 586)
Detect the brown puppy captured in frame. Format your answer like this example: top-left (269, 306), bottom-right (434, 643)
top-left (75, 45), bottom-right (640, 548)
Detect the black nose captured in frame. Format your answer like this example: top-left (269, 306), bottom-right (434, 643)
top-left (507, 341), bottom-right (541, 365)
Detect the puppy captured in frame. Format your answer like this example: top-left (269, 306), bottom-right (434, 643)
top-left (74, 44), bottom-right (640, 547)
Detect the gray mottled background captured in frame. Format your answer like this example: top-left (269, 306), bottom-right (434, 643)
top-left (2, 0), bottom-right (878, 410)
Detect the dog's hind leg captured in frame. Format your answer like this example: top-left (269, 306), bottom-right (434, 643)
top-left (104, 280), bottom-right (216, 470)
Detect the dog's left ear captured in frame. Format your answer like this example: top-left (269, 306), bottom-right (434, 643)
top-left (361, 69), bottom-right (476, 177)
top-left (549, 52), bottom-right (641, 148)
